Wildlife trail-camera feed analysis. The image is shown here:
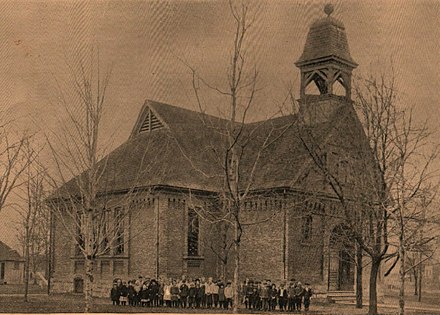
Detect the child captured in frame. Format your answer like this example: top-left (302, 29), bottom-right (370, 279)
top-left (110, 283), bottom-right (120, 306)
top-left (127, 281), bottom-right (136, 306)
top-left (120, 281), bottom-right (128, 306)
top-left (218, 282), bottom-right (225, 309)
top-left (134, 280), bottom-right (142, 306)
top-left (163, 280), bottom-right (172, 307)
top-left (179, 280), bottom-right (189, 308)
top-left (188, 282), bottom-right (196, 308)
top-left (303, 282), bottom-right (313, 312)
top-left (245, 280), bottom-right (253, 309)
top-left (294, 281), bottom-right (304, 311)
top-left (171, 279), bottom-right (180, 308)
top-left (140, 283), bottom-right (149, 306)
top-left (278, 283), bottom-right (287, 311)
top-left (260, 281), bottom-right (269, 311)
top-left (287, 280), bottom-right (296, 312)
top-left (149, 279), bottom-right (159, 307)
top-left (270, 283), bottom-right (277, 310)
top-left (224, 281), bottom-right (233, 309)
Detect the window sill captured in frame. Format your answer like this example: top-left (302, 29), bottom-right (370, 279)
top-left (183, 256), bottom-right (205, 260)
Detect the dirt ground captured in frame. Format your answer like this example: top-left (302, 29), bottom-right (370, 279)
top-left (0, 293), bottom-right (438, 314)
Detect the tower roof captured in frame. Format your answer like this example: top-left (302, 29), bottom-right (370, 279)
top-left (296, 5), bottom-right (357, 68)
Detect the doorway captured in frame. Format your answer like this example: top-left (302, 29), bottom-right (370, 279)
top-left (329, 225), bottom-right (354, 291)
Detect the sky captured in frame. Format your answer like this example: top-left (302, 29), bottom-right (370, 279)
top-left (0, 0), bottom-right (439, 251)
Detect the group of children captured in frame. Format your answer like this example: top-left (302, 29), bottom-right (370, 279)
top-left (242, 279), bottom-right (313, 312)
top-left (110, 276), bottom-right (313, 312)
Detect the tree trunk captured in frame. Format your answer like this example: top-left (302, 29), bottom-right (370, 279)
top-left (221, 261), bottom-right (227, 280)
top-left (356, 245), bottom-right (363, 308)
top-left (368, 258), bottom-right (380, 315)
top-left (399, 242), bottom-right (405, 315)
top-left (417, 253), bottom-right (422, 302)
top-left (24, 230), bottom-right (30, 302)
top-left (232, 225), bottom-right (240, 313)
top-left (413, 269), bottom-right (418, 296)
top-left (84, 257), bottom-right (94, 313)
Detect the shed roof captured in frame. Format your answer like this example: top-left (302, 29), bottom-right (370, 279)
top-left (0, 241), bottom-right (23, 262)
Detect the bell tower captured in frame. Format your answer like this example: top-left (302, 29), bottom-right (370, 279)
top-left (295, 4), bottom-right (357, 124)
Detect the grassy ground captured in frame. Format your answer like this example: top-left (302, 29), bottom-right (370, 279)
top-left (384, 290), bottom-right (440, 309)
top-left (0, 294), bottom-right (438, 314)
top-left (0, 284), bottom-right (46, 295)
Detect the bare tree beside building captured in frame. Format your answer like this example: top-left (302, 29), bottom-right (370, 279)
top-left (45, 53), bottom-right (165, 311)
top-left (15, 141), bottom-right (48, 302)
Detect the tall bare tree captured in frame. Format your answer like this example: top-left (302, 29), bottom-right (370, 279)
top-left (15, 140), bottom-right (48, 302)
top-left (44, 53), bottom-right (112, 312)
top-left (296, 71), bottom-right (438, 315)
top-left (45, 51), bottom-right (170, 312)
top-left (0, 115), bottom-right (32, 215)
top-left (181, 1), bottom-right (299, 312)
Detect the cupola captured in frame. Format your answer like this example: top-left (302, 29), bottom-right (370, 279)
top-left (295, 4), bottom-right (357, 100)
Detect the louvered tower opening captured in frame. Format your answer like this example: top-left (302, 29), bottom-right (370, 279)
top-left (139, 108), bottom-right (164, 133)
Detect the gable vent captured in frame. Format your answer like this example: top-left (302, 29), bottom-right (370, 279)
top-left (139, 109), bottom-right (164, 133)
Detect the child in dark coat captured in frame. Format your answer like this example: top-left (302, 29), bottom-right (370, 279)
top-left (278, 283), bottom-right (288, 311)
top-left (127, 281), bottom-right (136, 306)
top-left (189, 282), bottom-right (196, 308)
top-left (120, 281), bottom-right (128, 305)
top-left (303, 283), bottom-right (313, 311)
top-left (180, 280), bottom-right (189, 308)
top-left (218, 283), bottom-right (225, 309)
top-left (171, 280), bottom-right (180, 307)
top-left (110, 283), bottom-right (120, 305)
top-left (149, 279), bottom-right (160, 307)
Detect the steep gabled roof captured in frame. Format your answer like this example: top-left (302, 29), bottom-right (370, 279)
top-left (0, 241), bottom-right (23, 262)
top-left (53, 98), bottom-right (362, 198)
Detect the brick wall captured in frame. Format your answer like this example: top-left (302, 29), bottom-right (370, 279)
top-left (240, 199), bottom-right (285, 282)
top-left (164, 194), bottom-right (186, 278)
top-left (128, 195), bottom-right (157, 278)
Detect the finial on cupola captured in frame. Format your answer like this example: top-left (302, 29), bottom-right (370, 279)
top-left (324, 3), bottom-right (334, 17)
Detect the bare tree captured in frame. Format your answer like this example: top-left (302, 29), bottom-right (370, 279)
top-left (294, 71), bottom-right (439, 315)
top-left (0, 115), bottom-right (32, 215)
top-left (15, 140), bottom-right (48, 302)
top-left (44, 50), bottom-right (171, 312)
top-left (354, 73), bottom-right (439, 315)
top-left (180, 1), bottom-right (297, 312)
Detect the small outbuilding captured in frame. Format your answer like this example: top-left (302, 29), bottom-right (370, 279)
top-left (0, 241), bottom-right (24, 284)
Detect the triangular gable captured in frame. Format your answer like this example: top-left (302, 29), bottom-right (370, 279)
top-left (130, 101), bottom-right (168, 138)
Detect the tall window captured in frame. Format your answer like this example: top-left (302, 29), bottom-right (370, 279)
top-left (187, 208), bottom-right (199, 256)
top-left (302, 215), bottom-right (313, 241)
top-left (113, 207), bottom-right (125, 255)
